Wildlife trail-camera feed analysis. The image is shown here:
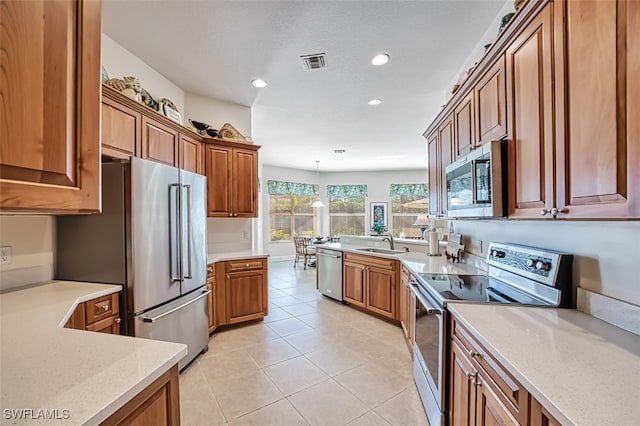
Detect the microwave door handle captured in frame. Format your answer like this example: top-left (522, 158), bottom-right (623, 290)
top-left (471, 159), bottom-right (479, 204)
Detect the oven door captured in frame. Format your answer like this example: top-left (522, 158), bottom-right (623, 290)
top-left (411, 282), bottom-right (446, 426)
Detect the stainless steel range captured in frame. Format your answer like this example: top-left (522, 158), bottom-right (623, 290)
top-left (411, 242), bottom-right (573, 426)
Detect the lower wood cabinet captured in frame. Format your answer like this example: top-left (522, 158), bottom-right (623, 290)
top-left (449, 313), bottom-right (561, 426)
top-left (343, 253), bottom-right (399, 320)
top-left (65, 292), bottom-right (121, 334)
top-left (212, 257), bottom-right (268, 327)
top-left (102, 365), bottom-right (180, 426)
top-left (207, 264), bottom-right (217, 333)
top-left (399, 266), bottom-right (416, 349)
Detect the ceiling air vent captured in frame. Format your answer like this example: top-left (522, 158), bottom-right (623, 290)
top-left (300, 53), bottom-right (327, 71)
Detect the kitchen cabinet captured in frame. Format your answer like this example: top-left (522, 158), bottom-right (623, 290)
top-left (552, 0), bottom-right (640, 218)
top-left (142, 116), bottom-right (180, 167)
top-left (427, 114), bottom-right (453, 218)
top-left (180, 133), bottom-right (202, 174)
top-left (454, 92), bottom-right (475, 157)
top-left (203, 139), bottom-right (260, 218)
top-left (65, 292), bottom-right (121, 335)
top-left (207, 264), bottom-right (217, 333)
top-left (102, 95), bottom-right (142, 160)
top-left (475, 56), bottom-right (507, 145)
top-left (529, 397), bottom-right (561, 426)
top-left (214, 257), bottom-right (268, 326)
top-left (342, 253), bottom-right (399, 320)
top-left (399, 266), bottom-right (416, 349)
top-left (103, 365), bottom-right (180, 426)
top-left (0, 0), bottom-right (101, 213)
top-left (450, 314), bottom-right (527, 426)
top-left (506, 2), bottom-right (555, 219)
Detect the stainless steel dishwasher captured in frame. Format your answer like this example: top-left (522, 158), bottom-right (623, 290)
top-left (317, 248), bottom-right (343, 301)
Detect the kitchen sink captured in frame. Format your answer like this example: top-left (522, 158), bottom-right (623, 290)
top-left (355, 247), bottom-right (406, 255)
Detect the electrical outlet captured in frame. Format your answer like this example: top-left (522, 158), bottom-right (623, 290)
top-left (0, 246), bottom-right (12, 265)
top-left (468, 238), bottom-right (483, 255)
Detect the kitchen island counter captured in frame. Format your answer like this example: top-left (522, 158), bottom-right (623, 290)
top-left (207, 250), bottom-right (269, 264)
top-left (0, 281), bottom-right (187, 425)
top-left (448, 303), bottom-right (640, 426)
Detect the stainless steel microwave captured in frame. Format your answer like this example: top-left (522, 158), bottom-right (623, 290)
top-left (444, 139), bottom-right (506, 218)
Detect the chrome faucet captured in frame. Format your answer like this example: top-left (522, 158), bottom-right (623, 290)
top-left (381, 232), bottom-right (395, 250)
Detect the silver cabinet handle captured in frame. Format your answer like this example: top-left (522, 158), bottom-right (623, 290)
top-left (115, 318), bottom-right (121, 324)
top-left (540, 208), bottom-right (550, 216)
top-left (469, 350), bottom-right (482, 358)
top-left (551, 207), bottom-right (568, 216)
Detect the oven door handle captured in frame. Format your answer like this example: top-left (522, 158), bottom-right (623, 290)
top-left (409, 281), bottom-right (443, 316)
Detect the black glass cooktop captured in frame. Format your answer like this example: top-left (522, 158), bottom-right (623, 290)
top-left (416, 273), bottom-right (549, 306)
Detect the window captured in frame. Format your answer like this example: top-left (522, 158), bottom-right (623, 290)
top-left (267, 180), bottom-right (318, 242)
top-left (269, 195), bottom-right (315, 241)
top-left (328, 184), bottom-right (367, 236)
top-left (390, 184), bottom-right (428, 238)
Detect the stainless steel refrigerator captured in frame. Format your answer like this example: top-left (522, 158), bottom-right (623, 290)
top-left (56, 157), bottom-right (209, 369)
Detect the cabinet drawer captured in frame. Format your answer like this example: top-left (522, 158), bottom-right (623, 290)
top-left (86, 315), bottom-right (121, 334)
top-left (343, 253), bottom-right (397, 271)
top-left (225, 258), bottom-right (266, 272)
top-left (85, 293), bottom-right (119, 325)
top-left (451, 316), bottom-right (527, 423)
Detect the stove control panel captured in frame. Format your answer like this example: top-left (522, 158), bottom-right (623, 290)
top-left (486, 242), bottom-right (573, 288)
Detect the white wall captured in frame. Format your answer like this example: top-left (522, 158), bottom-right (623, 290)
top-left (101, 34), bottom-right (186, 113)
top-left (453, 220), bottom-right (640, 306)
top-left (184, 93), bottom-right (251, 138)
top-left (261, 165), bottom-right (428, 258)
top-left (0, 216), bottom-right (55, 291)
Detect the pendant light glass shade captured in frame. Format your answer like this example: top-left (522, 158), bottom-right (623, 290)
top-left (312, 199), bottom-right (325, 208)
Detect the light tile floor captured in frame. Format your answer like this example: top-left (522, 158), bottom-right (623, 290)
top-left (179, 260), bottom-right (429, 425)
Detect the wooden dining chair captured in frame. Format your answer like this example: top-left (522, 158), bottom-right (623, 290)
top-left (293, 235), bottom-right (316, 270)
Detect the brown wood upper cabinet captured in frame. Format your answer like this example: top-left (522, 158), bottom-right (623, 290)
top-left (102, 96), bottom-right (142, 160)
top-left (554, 0), bottom-right (640, 218)
top-left (474, 56), bottom-right (507, 145)
top-left (142, 117), bottom-right (180, 167)
top-left (203, 139), bottom-right (260, 218)
top-left (0, 0), bottom-right (102, 213)
top-left (454, 92), bottom-right (476, 157)
top-left (427, 114), bottom-right (453, 218)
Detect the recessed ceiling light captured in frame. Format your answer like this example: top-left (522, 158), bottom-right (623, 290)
top-left (368, 99), bottom-right (382, 106)
top-left (371, 53), bottom-right (390, 66)
top-left (334, 149), bottom-right (346, 154)
top-left (251, 79), bottom-right (267, 88)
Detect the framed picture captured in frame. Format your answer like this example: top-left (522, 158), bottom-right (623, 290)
top-left (163, 105), bottom-right (182, 124)
top-left (370, 202), bottom-right (388, 230)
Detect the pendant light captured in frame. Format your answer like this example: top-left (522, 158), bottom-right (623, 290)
top-left (311, 160), bottom-right (325, 208)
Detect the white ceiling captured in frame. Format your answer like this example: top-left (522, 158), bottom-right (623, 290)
top-left (102, 0), bottom-right (507, 172)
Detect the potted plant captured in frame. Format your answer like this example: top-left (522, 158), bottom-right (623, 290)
top-left (371, 223), bottom-right (386, 235)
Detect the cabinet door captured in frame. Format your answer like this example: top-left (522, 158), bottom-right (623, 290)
top-left (343, 261), bottom-right (366, 307)
top-left (556, 0), bottom-right (640, 218)
top-left (427, 131), bottom-right (441, 217)
top-left (179, 134), bottom-right (201, 174)
top-left (225, 270), bottom-right (266, 324)
top-left (141, 117), bottom-right (179, 167)
top-left (204, 145), bottom-right (232, 217)
top-left (475, 57), bottom-right (507, 145)
top-left (506, 4), bottom-right (555, 219)
top-left (449, 339), bottom-right (476, 426)
top-left (529, 397), bottom-right (561, 426)
top-left (439, 115), bottom-right (454, 217)
top-left (102, 97), bottom-right (142, 160)
top-left (233, 148), bottom-right (258, 217)
top-left (365, 266), bottom-right (396, 319)
top-left (0, 0), bottom-right (101, 213)
top-left (475, 372), bottom-right (519, 426)
top-left (454, 92), bottom-right (475, 157)
top-left (86, 315), bottom-right (121, 334)
top-left (207, 277), bottom-right (217, 333)
top-left (399, 274), bottom-right (408, 336)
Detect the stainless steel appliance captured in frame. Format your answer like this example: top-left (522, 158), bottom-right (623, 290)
top-left (411, 242), bottom-right (573, 425)
top-left (445, 139), bottom-right (506, 218)
top-left (317, 248), bottom-right (343, 301)
top-left (56, 157), bottom-right (209, 369)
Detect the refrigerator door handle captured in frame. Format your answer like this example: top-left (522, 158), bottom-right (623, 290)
top-left (140, 289), bottom-right (210, 323)
top-left (169, 183), bottom-right (182, 282)
top-left (183, 184), bottom-right (193, 280)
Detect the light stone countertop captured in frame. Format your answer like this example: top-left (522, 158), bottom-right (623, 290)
top-left (0, 281), bottom-right (187, 425)
top-left (448, 303), bottom-right (640, 426)
top-left (207, 250), bottom-right (269, 265)
top-left (315, 242), bottom-right (486, 276)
